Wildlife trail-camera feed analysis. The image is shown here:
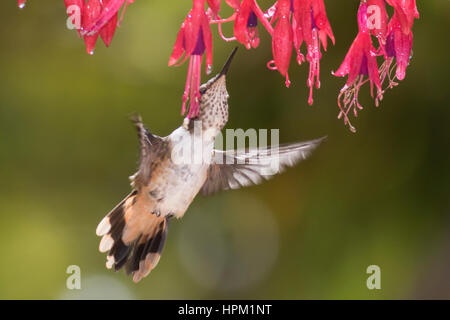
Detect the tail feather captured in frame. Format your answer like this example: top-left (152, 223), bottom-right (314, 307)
top-left (111, 239), bottom-right (131, 271)
top-left (96, 191), bottom-right (169, 282)
top-left (133, 219), bottom-right (168, 282)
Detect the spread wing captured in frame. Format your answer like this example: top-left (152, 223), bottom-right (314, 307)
top-left (201, 137), bottom-right (326, 196)
top-left (130, 115), bottom-right (166, 189)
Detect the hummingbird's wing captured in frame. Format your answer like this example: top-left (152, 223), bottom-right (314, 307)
top-left (130, 115), bottom-right (166, 189)
top-left (201, 137), bottom-right (326, 196)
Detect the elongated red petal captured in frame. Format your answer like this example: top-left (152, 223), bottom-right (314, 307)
top-left (168, 24), bottom-right (186, 66)
top-left (388, 14), bottom-right (413, 80)
top-left (202, 15), bottom-right (214, 74)
top-left (344, 36), bottom-right (365, 86)
top-left (365, 47), bottom-right (382, 92)
top-left (100, 0), bottom-right (118, 47)
top-left (83, 0), bottom-right (103, 55)
top-left (272, 0), bottom-right (293, 85)
top-left (312, 0), bottom-right (335, 49)
top-left (183, 8), bottom-right (203, 55)
top-left (299, 0), bottom-right (313, 45)
top-left (292, 0), bottom-right (305, 63)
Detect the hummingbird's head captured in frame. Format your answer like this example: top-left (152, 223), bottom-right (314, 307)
top-left (184, 48), bottom-right (237, 136)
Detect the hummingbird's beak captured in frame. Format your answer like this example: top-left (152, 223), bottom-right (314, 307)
top-left (219, 47), bottom-right (238, 78)
top-left (197, 47), bottom-right (237, 97)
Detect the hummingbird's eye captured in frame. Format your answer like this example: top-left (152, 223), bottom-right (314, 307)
top-left (199, 85), bottom-right (207, 95)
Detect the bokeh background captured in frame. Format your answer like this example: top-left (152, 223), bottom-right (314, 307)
top-left (0, 1), bottom-right (449, 299)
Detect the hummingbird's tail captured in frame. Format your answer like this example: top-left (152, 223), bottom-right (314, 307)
top-left (95, 191), bottom-right (169, 282)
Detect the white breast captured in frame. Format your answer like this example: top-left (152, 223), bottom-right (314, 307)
top-left (153, 127), bottom-right (215, 218)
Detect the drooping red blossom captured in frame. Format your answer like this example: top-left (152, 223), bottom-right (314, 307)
top-left (82, 0), bottom-right (134, 36)
top-left (17, 0), bottom-right (26, 9)
top-left (185, 0), bottom-right (334, 107)
top-left (12, 0), bottom-right (423, 132)
top-left (381, 0), bottom-right (419, 81)
top-left (169, 0), bottom-right (213, 119)
top-left (384, 13), bottom-right (412, 82)
top-left (333, 1), bottom-right (382, 133)
top-left (64, 0), bottom-right (133, 54)
top-left (27, 0), bottom-right (418, 131)
top-left (223, 0), bottom-right (273, 50)
top-left (265, 0), bottom-right (335, 102)
top-left (269, 0), bottom-right (293, 88)
top-left (386, 0), bottom-right (419, 35)
top-left (292, 0), bottom-right (335, 104)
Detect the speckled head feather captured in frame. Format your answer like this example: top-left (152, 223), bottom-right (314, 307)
top-left (185, 48), bottom-right (238, 133)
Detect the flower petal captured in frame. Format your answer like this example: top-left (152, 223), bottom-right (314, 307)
top-left (83, 0), bottom-right (126, 35)
top-left (100, 0), bottom-right (119, 47)
top-left (83, 0), bottom-right (103, 55)
top-left (168, 24), bottom-right (186, 66)
top-left (272, 0), bottom-right (293, 79)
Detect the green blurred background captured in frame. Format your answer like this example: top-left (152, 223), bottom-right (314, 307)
top-left (0, 1), bottom-right (449, 299)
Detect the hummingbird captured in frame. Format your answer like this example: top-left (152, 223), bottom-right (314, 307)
top-left (96, 48), bottom-right (325, 283)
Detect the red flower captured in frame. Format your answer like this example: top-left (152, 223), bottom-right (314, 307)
top-left (269, 0), bottom-right (293, 88)
top-left (82, 0), bottom-right (134, 36)
top-left (333, 1), bottom-right (382, 133)
top-left (14, 0), bottom-right (423, 130)
top-left (267, 0), bottom-right (335, 101)
top-left (17, 0), bottom-right (26, 9)
top-left (168, 0), bottom-right (213, 119)
top-left (386, 0), bottom-right (419, 35)
top-left (64, 0), bottom-right (133, 54)
top-left (225, 0), bottom-right (272, 50)
top-left (292, 0), bottom-right (335, 104)
top-left (383, 0), bottom-right (419, 81)
top-left (384, 13), bottom-right (412, 82)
